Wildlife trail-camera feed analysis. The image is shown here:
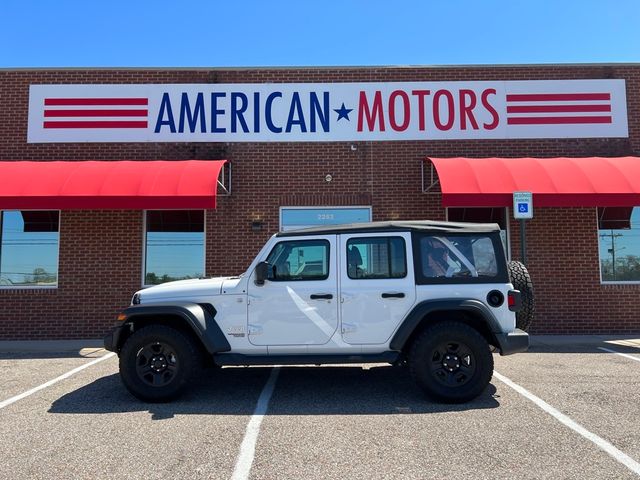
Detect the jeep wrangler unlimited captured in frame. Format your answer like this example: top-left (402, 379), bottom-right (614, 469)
top-left (104, 220), bottom-right (532, 403)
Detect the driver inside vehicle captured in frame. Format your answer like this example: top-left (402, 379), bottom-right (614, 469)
top-left (423, 238), bottom-right (452, 277)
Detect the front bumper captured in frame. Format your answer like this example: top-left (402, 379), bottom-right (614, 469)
top-left (494, 329), bottom-right (529, 355)
top-left (103, 325), bottom-right (125, 353)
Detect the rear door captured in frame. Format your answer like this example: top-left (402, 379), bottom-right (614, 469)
top-left (339, 232), bottom-right (416, 344)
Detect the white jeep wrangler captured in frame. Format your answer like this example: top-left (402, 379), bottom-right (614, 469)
top-left (104, 221), bottom-right (531, 403)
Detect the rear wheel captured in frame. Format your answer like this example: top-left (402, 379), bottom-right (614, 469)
top-left (119, 324), bottom-right (199, 402)
top-left (409, 321), bottom-right (494, 403)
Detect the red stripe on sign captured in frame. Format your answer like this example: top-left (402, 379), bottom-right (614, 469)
top-left (507, 116), bottom-right (612, 125)
top-left (44, 109), bottom-right (149, 117)
top-left (44, 98), bottom-right (148, 106)
top-left (43, 121), bottom-right (148, 129)
top-left (507, 104), bottom-right (611, 114)
top-left (506, 93), bottom-right (611, 102)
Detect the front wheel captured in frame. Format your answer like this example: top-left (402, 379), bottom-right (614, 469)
top-left (409, 321), bottom-right (494, 403)
top-left (119, 325), bottom-right (199, 402)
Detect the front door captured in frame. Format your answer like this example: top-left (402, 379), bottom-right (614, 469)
top-left (247, 235), bottom-right (338, 346)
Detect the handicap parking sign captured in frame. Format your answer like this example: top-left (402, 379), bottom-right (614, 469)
top-left (513, 192), bottom-right (533, 219)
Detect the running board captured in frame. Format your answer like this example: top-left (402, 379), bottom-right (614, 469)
top-left (213, 351), bottom-right (400, 366)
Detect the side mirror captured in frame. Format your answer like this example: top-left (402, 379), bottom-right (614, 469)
top-left (254, 261), bottom-right (270, 286)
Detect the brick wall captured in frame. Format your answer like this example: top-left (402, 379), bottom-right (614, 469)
top-left (1, 65), bottom-right (639, 338)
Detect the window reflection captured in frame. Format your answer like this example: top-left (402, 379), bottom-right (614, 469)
top-left (265, 240), bottom-right (329, 281)
top-left (598, 207), bottom-right (640, 282)
top-left (0, 211), bottom-right (59, 286)
top-left (145, 211), bottom-right (204, 285)
top-left (346, 237), bottom-right (407, 279)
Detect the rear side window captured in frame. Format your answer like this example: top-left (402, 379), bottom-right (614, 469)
top-left (346, 237), bottom-right (407, 279)
top-left (415, 233), bottom-right (506, 284)
top-left (266, 239), bottom-right (330, 281)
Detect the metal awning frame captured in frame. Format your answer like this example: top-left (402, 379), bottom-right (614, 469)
top-left (421, 160), bottom-right (440, 193)
top-left (217, 161), bottom-right (232, 196)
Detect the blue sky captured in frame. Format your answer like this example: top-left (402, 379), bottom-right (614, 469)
top-left (1, 0), bottom-right (639, 67)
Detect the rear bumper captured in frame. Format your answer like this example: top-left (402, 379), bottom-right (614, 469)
top-left (103, 325), bottom-right (125, 353)
top-left (494, 329), bottom-right (529, 355)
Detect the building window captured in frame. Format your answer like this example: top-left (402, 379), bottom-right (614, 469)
top-left (144, 210), bottom-right (205, 286)
top-left (598, 207), bottom-right (640, 283)
top-left (280, 207), bottom-right (372, 231)
top-left (346, 237), bottom-right (407, 279)
top-left (265, 239), bottom-right (330, 281)
top-left (0, 211), bottom-right (60, 287)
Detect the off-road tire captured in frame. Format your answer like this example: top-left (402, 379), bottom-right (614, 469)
top-left (119, 324), bottom-right (199, 402)
top-left (507, 261), bottom-right (535, 332)
top-left (409, 321), bottom-right (494, 403)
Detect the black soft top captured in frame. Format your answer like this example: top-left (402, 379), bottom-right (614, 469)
top-left (276, 220), bottom-right (501, 237)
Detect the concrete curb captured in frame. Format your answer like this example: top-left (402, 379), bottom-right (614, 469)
top-left (0, 339), bottom-right (103, 353)
top-left (532, 335), bottom-right (640, 348)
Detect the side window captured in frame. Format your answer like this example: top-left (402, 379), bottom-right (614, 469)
top-left (418, 234), bottom-right (500, 281)
top-left (0, 211), bottom-right (60, 287)
top-left (266, 239), bottom-right (330, 281)
top-left (598, 206), bottom-right (640, 282)
top-left (346, 237), bottom-right (407, 279)
top-left (145, 210), bottom-right (204, 285)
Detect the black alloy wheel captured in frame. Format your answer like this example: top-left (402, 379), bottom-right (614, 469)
top-left (135, 341), bottom-right (179, 388)
top-left (429, 340), bottom-right (476, 388)
top-left (409, 321), bottom-right (493, 403)
top-left (119, 325), bottom-right (199, 402)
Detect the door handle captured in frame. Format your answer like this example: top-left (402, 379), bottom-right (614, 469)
top-left (310, 293), bottom-right (333, 300)
top-left (381, 292), bottom-right (405, 299)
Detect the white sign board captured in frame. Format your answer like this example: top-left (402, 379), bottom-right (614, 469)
top-left (27, 79), bottom-right (628, 143)
top-left (513, 192), bottom-right (534, 220)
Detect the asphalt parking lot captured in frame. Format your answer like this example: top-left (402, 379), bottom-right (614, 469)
top-left (1, 336), bottom-right (639, 480)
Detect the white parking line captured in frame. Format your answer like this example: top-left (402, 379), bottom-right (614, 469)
top-left (493, 370), bottom-right (640, 476)
top-left (598, 346), bottom-right (640, 363)
top-left (231, 367), bottom-right (281, 480)
top-left (0, 352), bottom-right (116, 410)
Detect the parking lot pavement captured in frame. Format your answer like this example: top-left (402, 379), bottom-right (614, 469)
top-left (0, 337), bottom-right (639, 479)
top-left (0, 349), bottom-right (107, 405)
top-left (494, 338), bottom-right (640, 464)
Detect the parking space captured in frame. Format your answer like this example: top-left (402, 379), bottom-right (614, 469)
top-left (0, 349), bottom-right (105, 401)
top-left (495, 341), bottom-right (640, 465)
top-left (0, 338), bottom-right (639, 479)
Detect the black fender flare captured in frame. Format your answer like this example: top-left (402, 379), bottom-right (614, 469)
top-left (118, 302), bottom-right (231, 354)
top-left (389, 299), bottom-right (501, 351)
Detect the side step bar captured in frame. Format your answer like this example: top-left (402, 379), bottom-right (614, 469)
top-left (213, 351), bottom-right (400, 366)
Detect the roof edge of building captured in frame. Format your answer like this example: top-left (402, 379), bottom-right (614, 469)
top-left (1, 62), bottom-right (640, 73)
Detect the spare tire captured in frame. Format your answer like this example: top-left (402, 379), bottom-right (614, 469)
top-left (507, 261), bottom-right (535, 332)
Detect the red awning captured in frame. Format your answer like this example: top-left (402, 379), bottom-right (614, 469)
top-left (0, 160), bottom-right (226, 209)
top-left (429, 157), bottom-right (640, 207)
